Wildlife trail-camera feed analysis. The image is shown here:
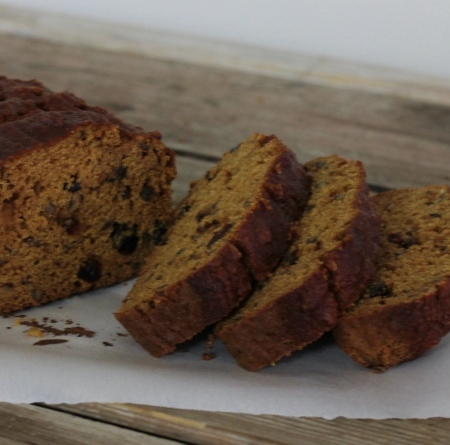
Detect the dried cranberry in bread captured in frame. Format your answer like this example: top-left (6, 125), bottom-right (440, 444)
top-left (115, 134), bottom-right (311, 357)
top-left (216, 155), bottom-right (380, 371)
top-left (334, 186), bottom-right (450, 371)
top-left (0, 77), bottom-right (175, 313)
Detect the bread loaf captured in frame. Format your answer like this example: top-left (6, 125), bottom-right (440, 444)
top-left (216, 155), bottom-right (381, 371)
top-left (115, 134), bottom-right (311, 357)
top-left (334, 186), bottom-right (450, 371)
top-left (0, 76), bottom-right (175, 313)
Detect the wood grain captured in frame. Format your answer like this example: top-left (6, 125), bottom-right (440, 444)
top-left (0, 403), bottom-right (182, 445)
top-left (48, 404), bottom-right (450, 445)
top-left (2, 4), bottom-right (450, 104)
top-left (2, 34), bottom-right (450, 190)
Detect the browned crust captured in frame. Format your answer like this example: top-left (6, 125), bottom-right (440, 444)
top-left (116, 135), bottom-right (312, 357)
top-left (0, 76), bottom-right (175, 313)
top-left (0, 77), bottom-right (84, 123)
top-left (326, 180), bottom-right (381, 311)
top-left (234, 149), bottom-right (312, 281)
top-left (216, 199), bottom-right (380, 371)
top-left (0, 76), bottom-right (129, 128)
top-left (0, 76), bottom-right (160, 162)
top-left (0, 109), bottom-right (165, 163)
top-left (334, 278), bottom-right (450, 371)
top-left (0, 111), bottom-right (113, 162)
top-left (216, 157), bottom-right (381, 371)
top-left (216, 266), bottom-right (337, 371)
top-left (334, 186), bottom-right (450, 371)
top-left (115, 243), bottom-right (252, 357)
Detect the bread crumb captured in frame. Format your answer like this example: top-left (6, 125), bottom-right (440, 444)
top-left (26, 326), bottom-right (45, 338)
top-left (201, 352), bottom-right (217, 361)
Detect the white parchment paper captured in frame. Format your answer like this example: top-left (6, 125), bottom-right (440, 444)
top-left (1, 281), bottom-right (449, 419)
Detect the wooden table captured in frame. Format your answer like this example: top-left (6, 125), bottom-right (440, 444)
top-left (2, 6), bottom-right (450, 444)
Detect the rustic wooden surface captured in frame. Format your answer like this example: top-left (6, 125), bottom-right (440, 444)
top-left (3, 14), bottom-right (450, 195)
top-left (2, 5), bottom-right (450, 444)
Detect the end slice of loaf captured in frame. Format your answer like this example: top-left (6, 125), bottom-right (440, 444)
top-left (334, 186), bottom-right (450, 371)
top-left (0, 77), bottom-right (175, 313)
top-left (115, 134), bottom-right (311, 357)
top-left (215, 155), bottom-right (381, 371)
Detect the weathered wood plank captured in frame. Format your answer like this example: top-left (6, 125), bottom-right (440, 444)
top-left (0, 438), bottom-right (26, 445)
top-left (1, 35), bottom-right (450, 190)
top-left (0, 403), bottom-right (182, 445)
top-left (52, 404), bottom-right (450, 445)
top-left (2, 4), bottom-right (450, 105)
top-left (52, 403), bottom-right (279, 445)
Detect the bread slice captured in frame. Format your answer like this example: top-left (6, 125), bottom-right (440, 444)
top-left (115, 134), bottom-right (311, 357)
top-left (215, 155), bottom-right (380, 371)
top-left (334, 186), bottom-right (450, 371)
top-left (0, 76), bottom-right (175, 313)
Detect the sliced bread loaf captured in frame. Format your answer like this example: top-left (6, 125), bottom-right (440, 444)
top-left (115, 134), bottom-right (311, 357)
top-left (0, 76), bottom-right (175, 313)
top-left (215, 155), bottom-right (381, 371)
top-left (334, 186), bottom-right (450, 371)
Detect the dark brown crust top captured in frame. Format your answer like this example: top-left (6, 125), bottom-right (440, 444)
top-left (0, 77), bottom-right (109, 124)
top-left (216, 156), bottom-right (381, 371)
top-left (0, 77), bottom-right (86, 120)
top-left (326, 178), bottom-right (381, 311)
top-left (0, 110), bottom-right (114, 162)
top-left (234, 148), bottom-right (312, 281)
top-left (0, 77), bottom-right (162, 162)
top-left (116, 134), bottom-right (312, 357)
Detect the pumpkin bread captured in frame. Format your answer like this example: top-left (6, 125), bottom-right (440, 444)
top-left (115, 134), bottom-right (311, 357)
top-left (0, 76), bottom-right (175, 313)
top-left (216, 155), bottom-right (381, 371)
top-left (334, 186), bottom-right (450, 371)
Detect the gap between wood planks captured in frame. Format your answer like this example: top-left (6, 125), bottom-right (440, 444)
top-left (174, 145), bottom-right (393, 188)
top-left (35, 402), bottom-right (285, 445)
top-left (1, 31), bottom-right (450, 190)
top-left (2, 3), bottom-right (450, 105)
top-left (0, 403), bottom-right (185, 445)
top-left (32, 403), bottom-right (450, 445)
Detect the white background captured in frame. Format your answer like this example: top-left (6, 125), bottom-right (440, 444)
top-left (0, 0), bottom-right (449, 79)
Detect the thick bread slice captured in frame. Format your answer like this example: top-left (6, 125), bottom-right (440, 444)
top-left (0, 77), bottom-right (175, 313)
top-left (216, 156), bottom-right (380, 371)
top-left (334, 186), bottom-right (450, 371)
top-left (115, 134), bottom-right (311, 357)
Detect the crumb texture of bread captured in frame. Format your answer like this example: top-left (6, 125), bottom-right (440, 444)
top-left (334, 186), bottom-right (450, 371)
top-left (115, 133), bottom-right (312, 357)
top-left (0, 76), bottom-right (176, 313)
top-left (216, 155), bottom-right (381, 371)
